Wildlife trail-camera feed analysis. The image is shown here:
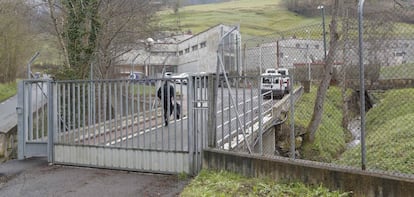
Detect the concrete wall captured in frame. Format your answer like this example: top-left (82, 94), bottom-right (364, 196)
top-left (347, 79), bottom-right (414, 90)
top-left (0, 126), bottom-right (17, 161)
top-left (203, 149), bottom-right (414, 197)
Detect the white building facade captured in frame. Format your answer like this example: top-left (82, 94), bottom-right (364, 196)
top-left (116, 24), bottom-right (241, 78)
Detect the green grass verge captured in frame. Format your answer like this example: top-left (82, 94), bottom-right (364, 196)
top-left (0, 82), bottom-right (17, 102)
top-left (337, 88), bottom-right (414, 174)
top-left (294, 85), bottom-right (349, 162)
top-left (159, 0), bottom-right (320, 37)
top-left (181, 170), bottom-right (350, 196)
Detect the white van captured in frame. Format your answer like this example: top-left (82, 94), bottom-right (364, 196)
top-left (277, 68), bottom-right (290, 94)
top-left (261, 72), bottom-right (284, 99)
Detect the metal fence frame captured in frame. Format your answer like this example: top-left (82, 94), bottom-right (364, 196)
top-left (18, 76), bottom-right (210, 175)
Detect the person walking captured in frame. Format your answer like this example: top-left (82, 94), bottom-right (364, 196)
top-left (157, 80), bottom-right (175, 126)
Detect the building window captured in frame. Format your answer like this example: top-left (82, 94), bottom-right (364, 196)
top-left (185, 48), bottom-right (190, 53)
top-left (394, 51), bottom-right (406, 57)
top-left (192, 45), bottom-right (198, 51)
top-left (179, 50), bottom-right (183, 56)
top-left (200, 41), bottom-right (207, 48)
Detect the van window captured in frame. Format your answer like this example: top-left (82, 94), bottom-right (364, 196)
top-left (263, 78), bottom-right (272, 84)
top-left (262, 77), bottom-right (279, 84)
top-left (278, 70), bottom-right (286, 75)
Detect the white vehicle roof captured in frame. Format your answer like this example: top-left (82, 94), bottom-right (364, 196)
top-left (261, 73), bottom-right (282, 77)
top-left (265, 68), bottom-right (277, 74)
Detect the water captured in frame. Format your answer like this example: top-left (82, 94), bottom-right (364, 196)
top-left (347, 116), bottom-right (361, 149)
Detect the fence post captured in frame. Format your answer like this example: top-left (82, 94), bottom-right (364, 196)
top-left (358, 0), bottom-right (367, 170)
top-left (207, 74), bottom-right (217, 148)
top-left (187, 75), bottom-right (195, 174)
top-left (289, 75), bottom-right (296, 159)
top-left (47, 80), bottom-right (55, 163)
top-left (16, 81), bottom-right (25, 160)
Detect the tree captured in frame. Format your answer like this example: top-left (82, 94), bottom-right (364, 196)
top-left (45, 0), bottom-right (162, 80)
top-left (0, 0), bottom-right (35, 83)
top-left (93, 0), bottom-right (161, 79)
top-left (305, 0), bottom-right (341, 142)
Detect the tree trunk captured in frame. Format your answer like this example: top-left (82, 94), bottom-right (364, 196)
top-left (47, 0), bottom-right (71, 68)
top-left (306, 0), bottom-right (341, 142)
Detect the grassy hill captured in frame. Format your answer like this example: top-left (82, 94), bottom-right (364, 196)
top-left (293, 83), bottom-right (414, 174)
top-left (337, 88), bottom-right (414, 174)
top-left (159, 0), bottom-right (321, 38)
top-left (294, 86), bottom-right (350, 162)
top-left (0, 82), bottom-right (17, 102)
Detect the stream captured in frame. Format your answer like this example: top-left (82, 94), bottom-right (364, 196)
top-left (347, 116), bottom-right (361, 149)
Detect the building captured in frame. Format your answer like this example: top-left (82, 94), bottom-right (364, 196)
top-left (244, 38), bottom-right (325, 73)
top-left (115, 24), bottom-right (241, 78)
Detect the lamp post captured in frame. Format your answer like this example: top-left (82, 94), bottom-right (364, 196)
top-left (306, 29), bottom-right (311, 81)
top-left (131, 53), bottom-right (141, 79)
top-left (145, 38), bottom-right (154, 77)
top-left (317, 5), bottom-right (327, 61)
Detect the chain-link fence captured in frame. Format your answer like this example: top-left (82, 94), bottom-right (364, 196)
top-left (216, 5), bottom-right (414, 178)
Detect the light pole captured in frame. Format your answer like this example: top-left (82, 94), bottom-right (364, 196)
top-left (317, 5), bottom-right (327, 61)
top-left (145, 38), bottom-right (154, 77)
top-left (131, 53), bottom-right (141, 78)
top-left (259, 44), bottom-right (262, 74)
top-left (306, 29), bottom-right (311, 81)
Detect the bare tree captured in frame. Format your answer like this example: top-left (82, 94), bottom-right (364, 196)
top-left (94, 0), bottom-right (161, 79)
top-left (0, 0), bottom-right (35, 82)
top-left (45, 0), bottom-right (71, 71)
top-left (45, 0), bottom-right (162, 80)
top-left (305, 0), bottom-right (341, 142)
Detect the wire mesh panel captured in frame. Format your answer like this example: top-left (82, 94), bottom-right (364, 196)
top-left (219, 5), bottom-right (414, 178)
top-left (334, 6), bottom-right (414, 176)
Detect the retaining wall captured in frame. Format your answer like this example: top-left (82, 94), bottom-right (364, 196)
top-left (0, 126), bottom-right (17, 161)
top-left (203, 148), bottom-right (414, 197)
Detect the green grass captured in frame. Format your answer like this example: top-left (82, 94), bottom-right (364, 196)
top-left (337, 88), bottom-right (414, 174)
top-left (294, 85), bottom-right (349, 162)
top-left (181, 170), bottom-right (350, 196)
top-left (379, 63), bottom-right (414, 80)
top-left (0, 82), bottom-right (17, 102)
top-left (159, 0), bottom-right (321, 37)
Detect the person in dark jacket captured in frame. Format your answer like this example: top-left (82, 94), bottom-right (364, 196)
top-left (157, 81), bottom-right (175, 126)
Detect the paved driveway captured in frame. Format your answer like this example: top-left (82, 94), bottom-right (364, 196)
top-left (0, 158), bottom-right (190, 197)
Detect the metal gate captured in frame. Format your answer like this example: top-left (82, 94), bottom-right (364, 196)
top-left (17, 80), bottom-right (52, 160)
top-left (18, 76), bottom-right (208, 174)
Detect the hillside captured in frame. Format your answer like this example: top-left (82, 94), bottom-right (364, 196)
top-left (337, 88), bottom-right (414, 174)
top-left (159, 0), bottom-right (321, 38)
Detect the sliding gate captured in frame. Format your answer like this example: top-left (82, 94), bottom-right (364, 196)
top-left (18, 76), bottom-right (208, 174)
